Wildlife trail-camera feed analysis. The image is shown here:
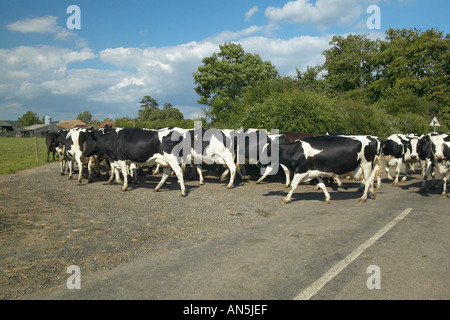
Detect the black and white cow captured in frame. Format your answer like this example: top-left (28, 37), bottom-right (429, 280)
top-left (380, 134), bottom-right (420, 185)
top-left (171, 127), bottom-right (240, 188)
top-left (216, 128), bottom-right (289, 186)
top-left (53, 129), bottom-right (69, 175)
top-left (418, 132), bottom-right (450, 198)
top-left (276, 135), bottom-right (381, 204)
top-left (79, 127), bottom-right (187, 196)
top-left (64, 127), bottom-right (99, 185)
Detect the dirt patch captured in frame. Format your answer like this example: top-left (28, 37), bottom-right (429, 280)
top-left (1, 162), bottom-right (304, 299)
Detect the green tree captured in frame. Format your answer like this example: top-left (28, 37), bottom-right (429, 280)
top-left (138, 95), bottom-right (160, 121)
top-left (193, 42), bottom-right (278, 124)
top-left (371, 28), bottom-right (449, 127)
top-left (18, 111), bottom-right (41, 127)
top-left (76, 110), bottom-right (92, 125)
top-left (322, 34), bottom-right (378, 93)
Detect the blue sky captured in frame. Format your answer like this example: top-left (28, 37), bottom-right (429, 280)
top-left (0, 0), bottom-right (449, 122)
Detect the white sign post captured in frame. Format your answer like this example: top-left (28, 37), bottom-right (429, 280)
top-left (429, 117), bottom-right (441, 132)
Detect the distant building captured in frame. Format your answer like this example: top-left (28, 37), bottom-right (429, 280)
top-left (99, 121), bottom-right (115, 128)
top-left (23, 123), bottom-right (60, 137)
top-left (56, 120), bottom-right (88, 129)
top-left (0, 120), bottom-right (27, 137)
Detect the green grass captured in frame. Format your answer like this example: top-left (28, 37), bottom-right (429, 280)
top-left (0, 137), bottom-right (53, 174)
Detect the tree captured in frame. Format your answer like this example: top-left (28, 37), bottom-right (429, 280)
top-left (193, 42), bottom-right (278, 124)
top-left (138, 95), bottom-right (159, 121)
top-left (18, 111), bottom-right (41, 127)
top-left (321, 34), bottom-right (378, 92)
top-left (371, 28), bottom-right (449, 127)
top-left (140, 95), bottom-right (159, 109)
top-left (76, 110), bottom-right (92, 125)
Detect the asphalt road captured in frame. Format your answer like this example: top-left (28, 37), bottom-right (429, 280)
top-left (25, 171), bottom-right (449, 301)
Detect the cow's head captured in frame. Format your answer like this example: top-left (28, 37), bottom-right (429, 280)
top-left (430, 134), bottom-right (448, 161)
top-left (417, 135), bottom-right (433, 160)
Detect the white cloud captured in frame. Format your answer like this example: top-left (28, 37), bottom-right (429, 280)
top-left (0, 27), bottom-right (338, 120)
top-left (265, 0), bottom-right (364, 30)
top-left (7, 16), bottom-right (60, 34)
top-left (7, 15), bottom-right (87, 46)
top-left (245, 6), bottom-right (259, 21)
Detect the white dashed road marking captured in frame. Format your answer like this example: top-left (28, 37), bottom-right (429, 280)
top-left (294, 208), bottom-right (413, 300)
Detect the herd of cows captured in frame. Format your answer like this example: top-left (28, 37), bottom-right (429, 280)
top-left (45, 126), bottom-right (450, 204)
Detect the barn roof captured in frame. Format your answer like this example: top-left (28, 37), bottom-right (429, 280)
top-left (23, 124), bottom-right (52, 131)
top-left (99, 121), bottom-right (115, 128)
top-left (56, 120), bottom-right (88, 129)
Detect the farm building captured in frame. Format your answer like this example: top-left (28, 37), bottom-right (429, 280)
top-left (0, 120), bottom-right (28, 137)
top-left (23, 123), bottom-right (60, 137)
top-left (99, 121), bottom-right (115, 128)
top-left (56, 120), bottom-right (88, 129)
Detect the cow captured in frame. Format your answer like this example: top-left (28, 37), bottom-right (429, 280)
top-left (79, 127), bottom-right (187, 196)
top-left (53, 130), bottom-right (69, 175)
top-left (45, 132), bottom-right (59, 162)
top-left (215, 129), bottom-right (289, 186)
top-left (170, 127), bottom-right (239, 188)
top-left (380, 134), bottom-right (420, 185)
top-left (275, 135), bottom-right (381, 204)
top-left (64, 127), bottom-right (99, 185)
top-left (418, 132), bottom-right (450, 198)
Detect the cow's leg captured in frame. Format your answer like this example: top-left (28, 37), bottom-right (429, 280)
top-left (256, 165), bottom-right (273, 184)
top-left (282, 172), bottom-right (307, 204)
top-left (441, 176), bottom-right (448, 198)
top-left (385, 161), bottom-right (394, 181)
top-left (419, 161), bottom-right (433, 193)
top-left (68, 160), bottom-right (74, 180)
top-left (154, 166), bottom-right (171, 192)
top-left (117, 161), bottom-right (129, 191)
top-left (359, 163), bottom-right (375, 203)
top-left (281, 164), bottom-right (291, 188)
top-left (236, 164), bottom-right (246, 179)
top-left (220, 167), bottom-right (229, 182)
top-left (60, 159), bottom-right (65, 175)
top-left (130, 163), bottom-right (139, 184)
top-left (152, 164), bottom-right (160, 175)
top-left (77, 158), bottom-right (84, 185)
top-left (392, 160), bottom-right (401, 186)
top-left (224, 160), bottom-right (236, 189)
top-left (196, 164), bottom-right (205, 186)
top-left (400, 163), bottom-right (410, 183)
top-left (160, 155), bottom-right (186, 196)
top-left (87, 157), bottom-right (95, 183)
top-left (316, 177), bottom-right (332, 204)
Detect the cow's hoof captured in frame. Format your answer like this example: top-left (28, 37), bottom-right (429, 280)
top-left (359, 198), bottom-right (367, 203)
top-left (281, 198), bottom-right (291, 204)
top-left (418, 187), bottom-right (425, 193)
top-left (226, 185), bottom-right (234, 189)
top-left (324, 199), bottom-right (331, 204)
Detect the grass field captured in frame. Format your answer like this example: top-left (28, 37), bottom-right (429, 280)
top-left (0, 137), bottom-right (52, 174)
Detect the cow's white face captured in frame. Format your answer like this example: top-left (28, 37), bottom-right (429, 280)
top-left (409, 137), bottom-right (419, 160)
top-left (431, 135), bottom-right (446, 160)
